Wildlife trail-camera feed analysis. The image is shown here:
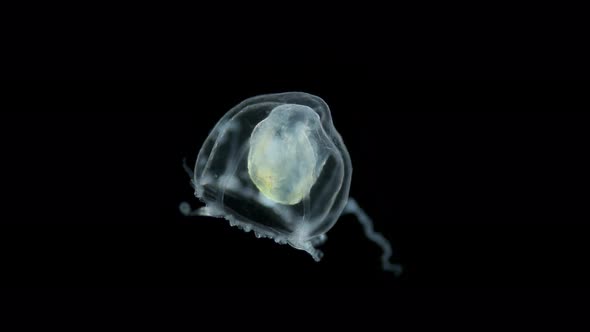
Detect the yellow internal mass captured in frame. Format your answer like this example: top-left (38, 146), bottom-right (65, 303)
top-left (247, 113), bottom-right (317, 205)
top-left (255, 169), bottom-right (276, 195)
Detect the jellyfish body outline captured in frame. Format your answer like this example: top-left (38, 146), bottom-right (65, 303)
top-left (181, 92), bottom-right (401, 274)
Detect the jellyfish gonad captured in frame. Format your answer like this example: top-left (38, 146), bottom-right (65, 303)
top-left (180, 92), bottom-right (402, 274)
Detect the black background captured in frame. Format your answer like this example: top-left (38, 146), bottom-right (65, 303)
top-left (2, 78), bottom-right (588, 291)
top-left (1, 6), bottom-right (590, 327)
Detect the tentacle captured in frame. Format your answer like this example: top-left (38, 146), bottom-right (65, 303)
top-left (343, 198), bottom-right (403, 276)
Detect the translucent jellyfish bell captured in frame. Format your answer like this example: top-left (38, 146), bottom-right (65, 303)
top-left (180, 92), bottom-right (401, 274)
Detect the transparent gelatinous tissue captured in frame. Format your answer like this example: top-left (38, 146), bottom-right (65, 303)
top-left (180, 92), bottom-right (401, 274)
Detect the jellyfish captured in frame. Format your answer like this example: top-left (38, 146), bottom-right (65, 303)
top-left (180, 92), bottom-right (401, 274)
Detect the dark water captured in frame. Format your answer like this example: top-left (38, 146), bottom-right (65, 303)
top-left (2, 79), bottom-right (587, 289)
top-left (3, 3), bottom-right (589, 329)
top-left (1, 79), bottom-right (588, 331)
